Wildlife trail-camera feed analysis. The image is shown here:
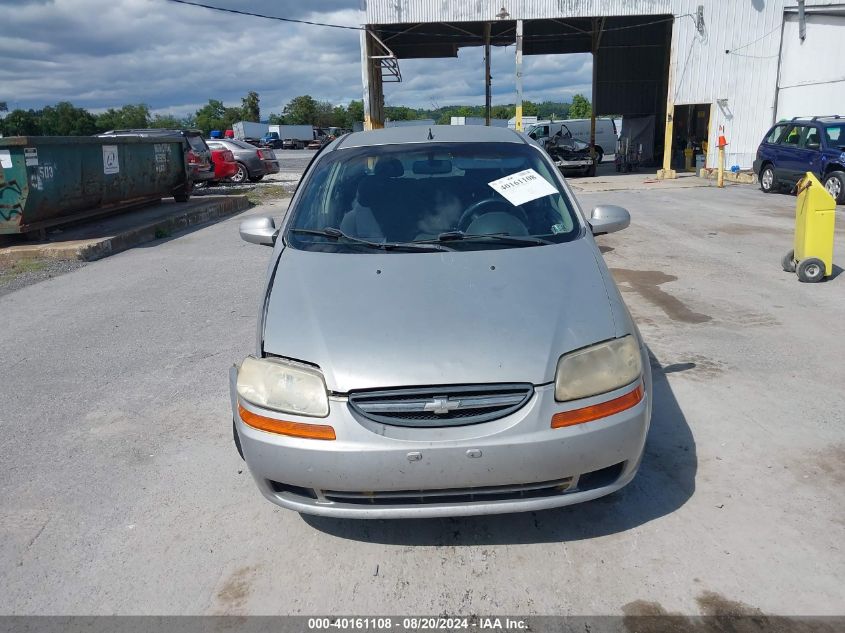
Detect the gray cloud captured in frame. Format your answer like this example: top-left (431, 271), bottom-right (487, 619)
top-left (0, 0), bottom-right (593, 116)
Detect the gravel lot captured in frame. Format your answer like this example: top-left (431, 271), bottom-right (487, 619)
top-left (0, 258), bottom-right (87, 298)
top-left (1, 172), bottom-right (843, 618)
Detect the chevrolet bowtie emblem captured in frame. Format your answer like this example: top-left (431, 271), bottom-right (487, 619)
top-left (423, 396), bottom-right (460, 414)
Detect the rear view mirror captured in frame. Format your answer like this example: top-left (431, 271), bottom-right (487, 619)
top-left (239, 215), bottom-right (277, 246)
top-left (412, 159), bottom-right (452, 175)
top-left (590, 205), bottom-right (630, 235)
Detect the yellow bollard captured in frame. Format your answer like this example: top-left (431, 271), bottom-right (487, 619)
top-left (783, 172), bottom-right (837, 282)
top-left (717, 147), bottom-right (725, 187)
top-left (717, 129), bottom-right (728, 188)
top-left (684, 148), bottom-right (694, 172)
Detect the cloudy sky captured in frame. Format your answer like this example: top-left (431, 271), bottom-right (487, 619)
top-left (0, 0), bottom-right (592, 117)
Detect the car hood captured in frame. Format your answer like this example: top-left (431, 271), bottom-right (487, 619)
top-left (263, 239), bottom-right (619, 392)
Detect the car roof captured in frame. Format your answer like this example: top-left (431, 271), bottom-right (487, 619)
top-left (332, 125), bottom-right (528, 150)
top-left (787, 116), bottom-right (842, 125)
top-left (99, 128), bottom-right (203, 136)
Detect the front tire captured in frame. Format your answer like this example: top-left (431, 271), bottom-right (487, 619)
top-left (797, 257), bottom-right (826, 283)
top-left (173, 180), bottom-right (193, 202)
top-left (760, 165), bottom-right (777, 193)
top-left (230, 162), bottom-right (248, 184)
top-left (782, 250), bottom-right (796, 273)
top-left (823, 171), bottom-right (845, 204)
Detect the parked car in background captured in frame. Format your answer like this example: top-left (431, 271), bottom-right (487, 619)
top-left (207, 147), bottom-right (238, 185)
top-left (754, 116), bottom-right (845, 204)
top-left (98, 128), bottom-right (215, 196)
top-left (231, 125), bottom-right (650, 519)
top-left (528, 118), bottom-right (617, 164)
top-left (546, 133), bottom-right (595, 176)
top-left (242, 137), bottom-right (262, 147)
top-left (207, 138), bottom-right (280, 184)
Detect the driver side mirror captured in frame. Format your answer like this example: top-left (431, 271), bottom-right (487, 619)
top-left (590, 205), bottom-right (630, 235)
top-left (806, 142), bottom-right (820, 151)
top-left (239, 215), bottom-right (277, 246)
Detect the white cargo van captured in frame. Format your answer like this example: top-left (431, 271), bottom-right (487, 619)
top-left (527, 118), bottom-right (618, 163)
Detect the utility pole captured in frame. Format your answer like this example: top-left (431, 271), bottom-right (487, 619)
top-left (484, 22), bottom-right (492, 126)
top-left (515, 20), bottom-right (523, 131)
top-left (589, 17), bottom-right (605, 177)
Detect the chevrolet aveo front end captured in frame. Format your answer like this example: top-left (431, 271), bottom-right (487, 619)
top-left (230, 126), bottom-right (651, 519)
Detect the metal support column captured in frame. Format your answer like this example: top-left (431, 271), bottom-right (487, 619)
top-left (657, 16), bottom-right (678, 179)
top-left (360, 29), bottom-right (384, 130)
top-left (589, 17), bottom-right (605, 177)
top-left (484, 22), bottom-right (492, 126)
top-left (514, 19), bottom-right (523, 131)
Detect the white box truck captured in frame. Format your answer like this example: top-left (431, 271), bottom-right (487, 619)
top-left (263, 125), bottom-right (318, 149)
top-left (233, 121), bottom-right (269, 141)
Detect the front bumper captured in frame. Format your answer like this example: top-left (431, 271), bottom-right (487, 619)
top-left (190, 164), bottom-right (216, 182)
top-left (554, 157), bottom-right (593, 169)
top-left (215, 163), bottom-right (238, 180)
top-left (228, 357), bottom-right (652, 519)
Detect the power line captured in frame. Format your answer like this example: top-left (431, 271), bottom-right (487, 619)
top-left (726, 24), bottom-right (781, 54)
top-left (166, 0), bottom-right (681, 42)
top-left (167, 0), bottom-right (365, 31)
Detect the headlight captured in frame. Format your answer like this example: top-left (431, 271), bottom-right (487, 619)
top-left (236, 356), bottom-right (329, 417)
top-left (555, 336), bottom-right (642, 402)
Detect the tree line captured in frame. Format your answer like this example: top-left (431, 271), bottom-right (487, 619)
top-left (0, 91), bottom-right (591, 137)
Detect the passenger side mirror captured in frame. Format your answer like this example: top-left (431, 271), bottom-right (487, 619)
top-left (239, 215), bottom-right (277, 246)
top-left (590, 205), bottom-right (630, 235)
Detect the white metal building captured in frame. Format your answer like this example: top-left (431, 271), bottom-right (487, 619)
top-left (360, 1), bottom-right (845, 174)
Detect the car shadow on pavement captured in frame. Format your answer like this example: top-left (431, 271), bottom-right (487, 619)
top-left (302, 350), bottom-right (697, 545)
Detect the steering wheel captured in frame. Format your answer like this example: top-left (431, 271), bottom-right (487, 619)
top-left (457, 198), bottom-right (529, 232)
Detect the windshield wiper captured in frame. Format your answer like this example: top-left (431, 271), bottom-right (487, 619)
top-left (290, 228), bottom-right (453, 252)
top-left (415, 231), bottom-right (553, 247)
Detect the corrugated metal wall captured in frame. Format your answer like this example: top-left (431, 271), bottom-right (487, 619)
top-left (777, 11), bottom-right (845, 120)
top-left (364, 1), bottom-right (673, 23)
top-left (364, 0), bottom-right (840, 168)
top-left (668, 1), bottom-right (785, 168)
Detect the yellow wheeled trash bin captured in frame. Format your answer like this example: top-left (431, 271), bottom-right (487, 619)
top-left (782, 172), bottom-right (836, 283)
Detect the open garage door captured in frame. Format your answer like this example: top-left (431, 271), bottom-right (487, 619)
top-left (776, 7), bottom-right (845, 120)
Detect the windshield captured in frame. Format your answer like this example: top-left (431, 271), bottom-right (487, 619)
top-left (285, 142), bottom-right (581, 254)
top-left (185, 135), bottom-right (208, 153)
top-left (220, 139), bottom-right (256, 150)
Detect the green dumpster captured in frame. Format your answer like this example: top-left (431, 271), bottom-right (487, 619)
top-left (0, 136), bottom-right (190, 235)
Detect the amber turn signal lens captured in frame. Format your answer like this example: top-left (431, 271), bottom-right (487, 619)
top-left (551, 384), bottom-right (644, 429)
top-left (238, 404), bottom-right (336, 440)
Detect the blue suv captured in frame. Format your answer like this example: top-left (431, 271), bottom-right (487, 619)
top-left (753, 116), bottom-right (845, 204)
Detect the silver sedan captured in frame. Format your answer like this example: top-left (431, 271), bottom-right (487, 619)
top-left (207, 138), bottom-right (279, 183)
top-left (230, 125), bottom-right (651, 518)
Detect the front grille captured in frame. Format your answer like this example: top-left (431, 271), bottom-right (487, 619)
top-left (347, 383), bottom-right (534, 427)
top-left (321, 477), bottom-right (575, 505)
top-left (267, 462), bottom-right (626, 507)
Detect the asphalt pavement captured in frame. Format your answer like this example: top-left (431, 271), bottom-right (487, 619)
top-left (1, 175), bottom-right (843, 616)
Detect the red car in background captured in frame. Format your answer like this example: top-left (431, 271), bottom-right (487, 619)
top-left (209, 148), bottom-right (238, 185)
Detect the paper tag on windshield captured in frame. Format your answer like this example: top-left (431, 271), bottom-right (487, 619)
top-left (487, 168), bottom-right (557, 206)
